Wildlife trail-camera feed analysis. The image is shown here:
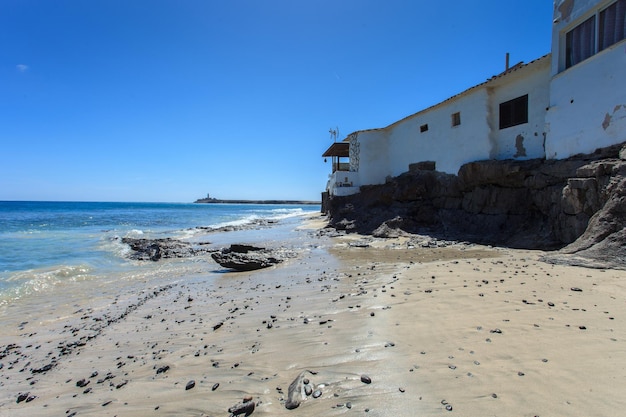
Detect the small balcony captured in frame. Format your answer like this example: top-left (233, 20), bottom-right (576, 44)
top-left (327, 171), bottom-right (359, 196)
top-left (322, 140), bottom-right (359, 196)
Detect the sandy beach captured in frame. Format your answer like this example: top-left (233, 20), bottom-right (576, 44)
top-left (1, 214), bottom-right (625, 417)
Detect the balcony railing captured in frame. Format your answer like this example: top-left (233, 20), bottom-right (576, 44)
top-left (327, 171), bottom-right (359, 196)
top-left (332, 162), bottom-right (351, 173)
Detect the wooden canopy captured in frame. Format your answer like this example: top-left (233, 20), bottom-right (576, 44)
top-left (322, 142), bottom-right (349, 158)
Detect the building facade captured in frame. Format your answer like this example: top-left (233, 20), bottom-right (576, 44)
top-left (546, 0), bottom-right (626, 158)
top-left (323, 0), bottom-right (626, 197)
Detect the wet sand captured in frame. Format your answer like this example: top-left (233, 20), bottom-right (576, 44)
top-left (1, 215), bottom-right (626, 416)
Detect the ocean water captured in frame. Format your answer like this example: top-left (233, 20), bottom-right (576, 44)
top-left (0, 201), bottom-right (319, 306)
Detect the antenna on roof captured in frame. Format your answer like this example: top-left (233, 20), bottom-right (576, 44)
top-left (329, 127), bottom-right (339, 142)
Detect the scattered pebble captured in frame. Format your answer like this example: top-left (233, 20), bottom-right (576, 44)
top-left (76, 379), bottom-right (89, 388)
top-left (16, 392), bottom-right (29, 403)
top-left (156, 365), bottom-right (170, 375)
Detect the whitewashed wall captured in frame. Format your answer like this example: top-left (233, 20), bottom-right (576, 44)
top-left (353, 129), bottom-right (391, 186)
top-left (546, 45), bottom-right (626, 158)
top-left (386, 90), bottom-right (492, 175)
top-left (488, 58), bottom-right (551, 161)
top-left (546, 0), bottom-right (626, 158)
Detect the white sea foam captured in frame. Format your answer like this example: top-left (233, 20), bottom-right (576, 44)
top-left (0, 264), bottom-right (94, 306)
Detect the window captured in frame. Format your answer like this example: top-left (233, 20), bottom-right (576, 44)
top-left (565, 0), bottom-right (626, 69)
top-left (420, 123), bottom-right (429, 133)
top-left (451, 112), bottom-right (461, 127)
top-left (600, 0), bottom-right (626, 50)
top-left (566, 15), bottom-right (595, 68)
top-left (499, 95), bottom-right (528, 130)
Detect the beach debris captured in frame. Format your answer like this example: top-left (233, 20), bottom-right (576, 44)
top-left (228, 396), bottom-right (255, 416)
top-left (185, 380), bottom-right (195, 390)
top-left (360, 374), bottom-right (372, 384)
top-left (285, 370), bottom-right (319, 409)
top-left (211, 244), bottom-right (289, 271)
top-left (212, 382), bottom-right (220, 391)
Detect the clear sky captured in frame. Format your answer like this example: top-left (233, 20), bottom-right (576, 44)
top-left (1, 1), bottom-right (553, 202)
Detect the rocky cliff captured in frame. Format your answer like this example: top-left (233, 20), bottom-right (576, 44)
top-left (325, 142), bottom-right (626, 269)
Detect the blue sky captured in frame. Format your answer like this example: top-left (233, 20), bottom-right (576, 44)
top-left (1, 1), bottom-right (553, 202)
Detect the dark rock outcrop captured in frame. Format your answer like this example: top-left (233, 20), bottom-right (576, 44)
top-left (211, 244), bottom-right (290, 271)
top-left (121, 238), bottom-right (209, 261)
top-left (325, 142), bottom-right (626, 268)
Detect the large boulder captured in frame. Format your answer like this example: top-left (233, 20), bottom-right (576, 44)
top-left (211, 244), bottom-right (287, 271)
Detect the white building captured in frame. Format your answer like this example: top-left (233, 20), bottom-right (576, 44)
top-left (546, 0), bottom-right (626, 158)
top-left (323, 0), bottom-right (626, 197)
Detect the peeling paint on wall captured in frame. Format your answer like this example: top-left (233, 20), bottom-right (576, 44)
top-left (602, 104), bottom-right (625, 130)
top-left (557, 0), bottom-right (575, 21)
top-left (514, 134), bottom-right (527, 157)
top-left (486, 87), bottom-right (498, 159)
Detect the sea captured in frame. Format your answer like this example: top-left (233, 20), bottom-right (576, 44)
top-left (0, 201), bottom-right (320, 309)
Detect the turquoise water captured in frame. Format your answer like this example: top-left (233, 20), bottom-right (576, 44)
top-left (0, 201), bottom-right (319, 304)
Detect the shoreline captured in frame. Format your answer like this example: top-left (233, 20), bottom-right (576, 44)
top-left (1, 215), bottom-right (625, 416)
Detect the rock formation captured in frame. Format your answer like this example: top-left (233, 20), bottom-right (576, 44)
top-left (121, 238), bottom-right (211, 261)
top-left (325, 142), bottom-right (626, 268)
top-left (211, 244), bottom-right (292, 271)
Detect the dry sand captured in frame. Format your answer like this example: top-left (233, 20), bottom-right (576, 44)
top-left (1, 215), bottom-right (626, 416)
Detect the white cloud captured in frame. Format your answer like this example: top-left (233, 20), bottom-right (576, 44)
top-left (16, 64), bottom-right (28, 73)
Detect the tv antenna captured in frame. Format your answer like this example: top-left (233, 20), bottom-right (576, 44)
top-left (329, 126), bottom-right (339, 142)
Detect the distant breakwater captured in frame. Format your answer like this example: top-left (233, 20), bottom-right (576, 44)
top-left (194, 198), bottom-right (320, 205)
